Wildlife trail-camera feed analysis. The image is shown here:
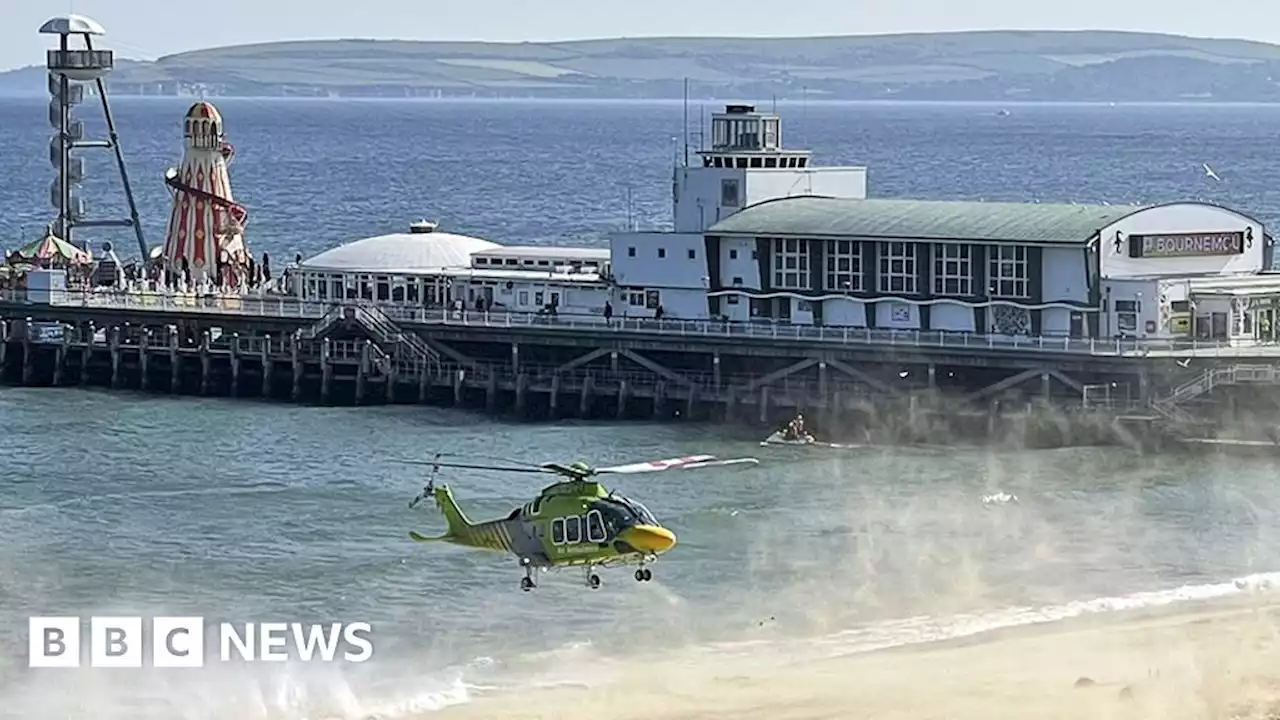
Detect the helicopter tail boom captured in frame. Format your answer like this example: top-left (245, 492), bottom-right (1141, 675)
top-left (429, 484), bottom-right (476, 539)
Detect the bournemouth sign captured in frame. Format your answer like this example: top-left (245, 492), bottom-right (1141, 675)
top-left (1126, 230), bottom-right (1248, 258)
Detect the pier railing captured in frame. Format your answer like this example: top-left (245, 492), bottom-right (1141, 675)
top-left (10, 289), bottom-right (1280, 358)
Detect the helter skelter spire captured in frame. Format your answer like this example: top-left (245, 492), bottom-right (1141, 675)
top-left (161, 101), bottom-right (251, 287)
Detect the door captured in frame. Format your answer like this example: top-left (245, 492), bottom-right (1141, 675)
top-left (1069, 312), bottom-right (1084, 338)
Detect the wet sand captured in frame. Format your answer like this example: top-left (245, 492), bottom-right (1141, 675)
top-left (434, 594), bottom-right (1280, 720)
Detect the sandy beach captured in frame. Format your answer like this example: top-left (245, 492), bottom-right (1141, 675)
top-left (432, 594), bottom-right (1280, 720)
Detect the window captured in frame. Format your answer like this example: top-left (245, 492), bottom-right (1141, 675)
top-left (721, 178), bottom-right (740, 207)
top-left (535, 291), bottom-right (544, 305)
top-left (565, 516), bottom-right (581, 544)
top-left (932, 244), bottom-right (973, 295)
top-left (731, 276), bottom-right (743, 286)
top-left (729, 249), bottom-right (738, 260)
top-left (658, 248), bottom-right (666, 258)
top-left (518, 290), bottom-right (529, 305)
top-left (552, 518), bottom-right (565, 544)
top-left (687, 249), bottom-right (696, 260)
top-left (726, 294), bottom-right (740, 304)
top-left (878, 242), bottom-right (917, 294)
top-left (771, 238), bottom-right (810, 290)
top-left (825, 240), bottom-right (863, 291)
top-left (988, 245), bottom-right (1029, 298)
top-left (628, 247), bottom-right (636, 257)
top-left (475, 258), bottom-right (488, 265)
top-left (586, 510), bottom-right (606, 542)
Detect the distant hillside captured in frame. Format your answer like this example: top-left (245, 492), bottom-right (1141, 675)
top-left (4, 30), bottom-right (1280, 101)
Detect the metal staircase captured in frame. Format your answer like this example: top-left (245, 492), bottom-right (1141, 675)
top-left (352, 305), bottom-right (441, 371)
top-left (297, 303), bottom-right (441, 373)
top-left (1152, 364), bottom-right (1280, 422)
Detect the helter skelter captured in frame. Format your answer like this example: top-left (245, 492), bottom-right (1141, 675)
top-left (160, 101), bottom-right (252, 289)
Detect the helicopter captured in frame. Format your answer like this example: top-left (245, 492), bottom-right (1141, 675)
top-left (403, 452), bottom-right (758, 591)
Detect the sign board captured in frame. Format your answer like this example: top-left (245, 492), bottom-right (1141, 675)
top-left (1127, 231), bottom-right (1246, 258)
top-left (27, 322), bottom-right (66, 344)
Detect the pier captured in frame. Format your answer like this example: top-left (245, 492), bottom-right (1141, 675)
top-left (6, 290), bottom-right (1280, 449)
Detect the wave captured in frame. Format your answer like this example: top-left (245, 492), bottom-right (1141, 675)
top-left (6, 572), bottom-right (1278, 719)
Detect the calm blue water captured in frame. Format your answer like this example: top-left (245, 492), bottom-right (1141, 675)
top-left (2, 99), bottom-right (1280, 719)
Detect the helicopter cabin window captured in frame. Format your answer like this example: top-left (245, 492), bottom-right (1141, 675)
top-left (586, 510), bottom-right (606, 542)
top-left (565, 516), bottom-right (582, 544)
top-left (551, 518), bottom-right (565, 544)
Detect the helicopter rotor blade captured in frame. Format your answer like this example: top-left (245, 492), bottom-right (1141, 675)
top-left (594, 455), bottom-right (758, 474)
top-left (393, 459), bottom-right (554, 474)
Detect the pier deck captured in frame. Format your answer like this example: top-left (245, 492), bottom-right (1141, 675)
top-left (3, 290), bottom-right (1280, 436)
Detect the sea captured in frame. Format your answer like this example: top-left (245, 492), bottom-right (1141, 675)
top-left (3, 97), bottom-right (1280, 718)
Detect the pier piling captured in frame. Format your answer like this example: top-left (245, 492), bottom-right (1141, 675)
top-left (137, 330), bottom-right (149, 391)
top-left (515, 372), bottom-right (528, 415)
top-left (653, 381), bottom-right (666, 419)
top-left (386, 359), bottom-right (397, 403)
top-left (549, 373), bottom-right (561, 417)
top-left (355, 341), bottom-right (369, 404)
top-left (198, 331), bottom-right (211, 395)
top-left (53, 333), bottom-right (67, 386)
top-left (262, 335), bottom-right (274, 398)
top-left (320, 339), bottom-right (332, 403)
top-left (579, 375), bottom-right (593, 417)
top-left (290, 334), bottom-right (303, 401)
top-left (230, 333), bottom-right (241, 396)
top-left (616, 379), bottom-right (628, 419)
top-left (108, 326), bottom-right (121, 389)
top-left (168, 328), bottom-right (180, 393)
top-left (451, 368), bottom-right (463, 406)
top-left (485, 372), bottom-right (497, 413)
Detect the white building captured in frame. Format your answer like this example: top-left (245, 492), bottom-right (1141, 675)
top-left (611, 103), bottom-right (868, 318)
top-left (296, 221), bottom-right (613, 317)
top-left (449, 246), bottom-right (611, 315)
top-left (296, 220), bottom-right (497, 305)
top-left (698, 196), bottom-right (1271, 340)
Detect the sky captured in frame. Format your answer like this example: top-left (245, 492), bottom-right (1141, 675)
top-left (0, 0), bottom-right (1274, 71)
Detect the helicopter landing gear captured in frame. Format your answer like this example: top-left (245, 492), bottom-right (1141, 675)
top-left (634, 568), bottom-right (652, 582)
top-left (585, 566), bottom-right (601, 589)
top-left (521, 560), bottom-right (537, 591)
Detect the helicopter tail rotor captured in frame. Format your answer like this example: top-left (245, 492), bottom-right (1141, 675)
top-left (408, 452), bottom-right (445, 508)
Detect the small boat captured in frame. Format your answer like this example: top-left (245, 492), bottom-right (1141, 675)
top-left (761, 430), bottom-right (817, 446)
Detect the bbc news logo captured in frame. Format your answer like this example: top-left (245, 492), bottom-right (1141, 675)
top-left (28, 617), bottom-right (373, 667)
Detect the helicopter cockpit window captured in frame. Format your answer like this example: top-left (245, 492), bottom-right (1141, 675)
top-left (565, 516), bottom-right (582, 544)
top-left (551, 518), bottom-right (565, 544)
top-left (586, 510), bottom-right (606, 542)
top-left (531, 497), bottom-right (543, 515)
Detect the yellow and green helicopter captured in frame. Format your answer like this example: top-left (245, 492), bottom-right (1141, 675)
top-left (404, 453), bottom-right (758, 590)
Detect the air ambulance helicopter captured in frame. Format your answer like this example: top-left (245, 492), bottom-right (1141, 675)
top-left (403, 452), bottom-right (758, 591)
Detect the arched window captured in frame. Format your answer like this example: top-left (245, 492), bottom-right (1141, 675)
top-left (586, 510), bottom-right (606, 542)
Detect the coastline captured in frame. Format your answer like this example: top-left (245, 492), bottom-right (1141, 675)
top-left (430, 592), bottom-right (1280, 720)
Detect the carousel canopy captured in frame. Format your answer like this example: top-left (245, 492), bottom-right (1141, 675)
top-left (16, 228), bottom-right (92, 264)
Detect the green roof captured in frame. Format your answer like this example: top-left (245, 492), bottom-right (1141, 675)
top-left (708, 196), bottom-right (1149, 244)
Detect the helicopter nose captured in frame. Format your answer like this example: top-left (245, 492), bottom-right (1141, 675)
top-left (620, 524), bottom-right (676, 554)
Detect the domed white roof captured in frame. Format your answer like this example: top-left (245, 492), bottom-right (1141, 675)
top-left (301, 225), bottom-right (500, 274)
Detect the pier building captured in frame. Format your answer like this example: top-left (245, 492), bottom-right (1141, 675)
top-left (9, 18), bottom-right (1280, 443)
